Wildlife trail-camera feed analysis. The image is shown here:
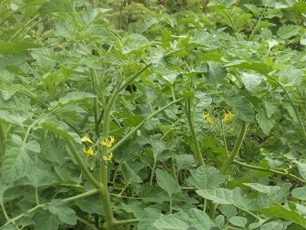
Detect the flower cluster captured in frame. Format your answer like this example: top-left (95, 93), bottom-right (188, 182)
top-left (81, 135), bottom-right (115, 162)
top-left (202, 110), bottom-right (234, 126)
top-left (100, 136), bottom-right (114, 162)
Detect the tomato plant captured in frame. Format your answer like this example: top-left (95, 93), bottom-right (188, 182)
top-left (1, 0), bottom-right (306, 229)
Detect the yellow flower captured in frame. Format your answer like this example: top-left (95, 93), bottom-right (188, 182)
top-left (103, 152), bottom-right (113, 162)
top-left (202, 113), bottom-right (214, 126)
top-left (223, 111), bottom-right (234, 122)
top-left (83, 147), bottom-right (95, 157)
top-left (100, 136), bottom-right (115, 148)
top-left (81, 135), bottom-right (93, 144)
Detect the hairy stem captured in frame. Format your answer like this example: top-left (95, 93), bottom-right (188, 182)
top-left (185, 99), bottom-right (204, 165)
top-left (221, 122), bottom-right (248, 173)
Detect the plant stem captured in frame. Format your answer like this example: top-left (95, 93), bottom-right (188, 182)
top-left (185, 99), bottom-right (205, 166)
top-left (109, 98), bottom-right (183, 153)
top-left (3, 189), bottom-right (99, 226)
top-left (1, 201), bottom-right (9, 221)
top-left (270, 78), bottom-right (306, 143)
top-left (233, 160), bottom-right (305, 183)
top-left (113, 218), bottom-right (139, 225)
top-left (210, 121), bottom-right (248, 218)
top-left (66, 139), bottom-right (102, 190)
top-left (220, 122), bottom-right (248, 173)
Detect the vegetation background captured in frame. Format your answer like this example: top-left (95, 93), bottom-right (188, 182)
top-left (1, 0), bottom-right (306, 229)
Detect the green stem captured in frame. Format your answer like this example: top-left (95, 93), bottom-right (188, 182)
top-left (90, 69), bottom-right (100, 135)
top-left (221, 121), bottom-right (230, 156)
top-left (271, 78), bottom-right (306, 143)
top-left (3, 189), bottom-right (99, 226)
top-left (149, 160), bottom-right (157, 186)
top-left (113, 218), bottom-right (139, 225)
top-left (1, 201), bottom-right (9, 221)
top-left (233, 160), bottom-right (305, 183)
top-left (66, 140), bottom-right (102, 190)
top-left (185, 99), bottom-right (204, 165)
top-left (210, 121), bottom-right (248, 218)
top-left (77, 216), bottom-right (98, 230)
top-left (109, 98), bottom-right (183, 153)
top-left (220, 122), bottom-right (248, 173)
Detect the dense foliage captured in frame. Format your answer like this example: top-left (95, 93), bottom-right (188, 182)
top-left (1, 0), bottom-right (306, 229)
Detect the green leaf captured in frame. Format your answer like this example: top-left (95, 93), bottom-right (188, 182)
top-left (256, 205), bottom-right (306, 228)
top-left (121, 161), bottom-right (143, 185)
top-left (277, 25), bottom-right (300, 40)
top-left (33, 210), bottom-right (60, 230)
top-left (187, 165), bottom-right (225, 189)
top-left (196, 187), bottom-right (252, 209)
top-left (295, 161), bottom-right (306, 181)
top-left (0, 40), bottom-right (40, 55)
top-left (25, 160), bottom-right (57, 187)
top-left (0, 224), bottom-right (17, 230)
top-left (39, 116), bottom-right (81, 143)
top-left (226, 96), bottom-right (254, 122)
top-left (0, 110), bottom-right (27, 125)
top-left (48, 200), bottom-right (77, 225)
top-left (0, 182), bottom-right (10, 202)
top-left (220, 204), bottom-right (237, 218)
top-left (155, 169), bottom-right (180, 197)
top-left (174, 154), bottom-right (196, 170)
top-left (195, 91), bottom-right (212, 110)
top-left (1, 135), bottom-right (40, 183)
top-left (292, 186), bottom-right (306, 200)
top-left (229, 216), bottom-right (247, 228)
top-left (76, 195), bottom-right (104, 215)
top-left (189, 32), bottom-right (220, 50)
top-left (150, 139), bottom-right (167, 160)
top-left (256, 109), bottom-right (275, 135)
top-left (243, 183), bottom-right (281, 194)
top-left (153, 208), bottom-right (217, 230)
top-left (52, 91), bottom-right (95, 108)
top-left (121, 33), bottom-right (150, 54)
top-left (241, 72), bottom-right (263, 91)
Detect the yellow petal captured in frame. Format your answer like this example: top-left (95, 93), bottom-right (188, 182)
top-left (81, 135), bottom-right (93, 144)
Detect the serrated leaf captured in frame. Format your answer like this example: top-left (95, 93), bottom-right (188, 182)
top-left (156, 169), bottom-right (180, 197)
top-left (26, 160), bottom-right (57, 187)
top-left (39, 116), bottom-right (81, 143)
top-left (277, 25), bottom-right (299, 40)
top-left (0, 110), bottom-right (27, 125)
top-left (150, 139), bottom-right (167, 160)
top-left (76, 195), bottom-right (104, 214)
top-left (189, 32), bottom-right (220, 50)
top-left (187, 166), bottom-right (224, 189)
top-left (121, 33), bottom-right (150, 54)
top-left (34, 210), bottom-right (60, 230)
top-left (174, 154), bottom-right (195, 170)
top-left (196, 187), bottom-right (252, 209)
top-left (295, 161), bottom-right (306, 181)
top-left (243, 183), bottom-right (280, 194)
top-left (0, 40), bottom-right (40, 55)
top-left (241, 72), bottom-right (263, 91)
top-left (256, 109), bottom-right (275, 135)
top-left (195, 91), bottom-right (212, 109)
top-left (292, 186), bottom-right (306, 200)
top-left (1, 135), bottom-right (40, 183)
top-left (0, 182), bottom-right (11, 202)
top-left (153, 208), bottom-right (217, 230)
top-left (48, 200), bottom-right (77, 225)
top-left (226, 96), bottom-right (254, 122)
top-left (256, 205), bottom-right (306, 228)
top-left (0, 224), bottom-right (16, 230)
top-left (53, 91), bottom-right (95, 107)
top-left (121, 161), bottom-right (143, 185)
top-left (229, 216), bottom-right (247, 227)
